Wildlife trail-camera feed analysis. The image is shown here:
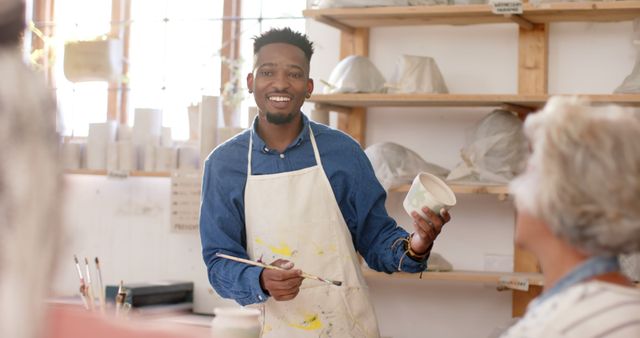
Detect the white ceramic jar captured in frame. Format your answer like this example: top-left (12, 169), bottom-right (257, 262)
top-left (211, 307), bottom-right (261, 338)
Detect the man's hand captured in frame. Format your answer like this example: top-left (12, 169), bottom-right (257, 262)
top-left (410, 207), bottom-right (451, 255)
top-left (259, 259), bottom-right (303, 301)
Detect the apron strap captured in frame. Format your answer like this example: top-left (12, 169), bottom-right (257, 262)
top-left (247, 131), bottom-right (254, 176)
top-left (247, 124), bottom-right (323, 177)
top-left (308, 127), bottom-right (322, 168)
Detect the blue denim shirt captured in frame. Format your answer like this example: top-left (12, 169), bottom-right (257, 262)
top-left (199, 113), bottom-right (428, 306)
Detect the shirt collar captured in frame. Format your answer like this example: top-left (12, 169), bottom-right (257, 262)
top-left (250, 112), bottom-right (311, 153)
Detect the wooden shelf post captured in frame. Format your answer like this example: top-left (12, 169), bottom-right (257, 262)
top-left (512, 22), bottom-right (548, 317)
top-left (337, 28), bottom-right (369, 146)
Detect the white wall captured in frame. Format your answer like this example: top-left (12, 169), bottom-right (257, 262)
top-left (53, 175), bottom-right (237, 314)
top-left (54, 16), bottom-right (636, 338)
top-left (306, 18), bottom-right (635, 338)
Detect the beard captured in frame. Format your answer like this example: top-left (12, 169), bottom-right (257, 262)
top-left (265, 110), bottom-right (298, 125)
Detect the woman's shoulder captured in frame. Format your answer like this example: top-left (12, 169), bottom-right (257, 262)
top-left (540, 281), bottom-right (640, 337)
top-left (500, 281), bottom-right (640, 338)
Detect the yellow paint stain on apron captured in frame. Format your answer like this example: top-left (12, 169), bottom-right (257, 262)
top-left (288, 314), bottom-right (323, 331)
top-left (263, 324), bottom-right (273, 335)
top-left (255, 237), bottom-right (294, 257)
top-left (327, 244), bottom-right (337, 253)
top-left (313, 242), bottom-right (339, 256)
top-left (312, 242), bottom-right (324, 255)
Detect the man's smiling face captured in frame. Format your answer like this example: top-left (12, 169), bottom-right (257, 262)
top-left (247, 42), bottom-right (313, 125)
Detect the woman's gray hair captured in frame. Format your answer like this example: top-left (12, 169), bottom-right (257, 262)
top-left (510, 96), bottom-right (640, 256)
top-left (0, 48), bottom-right (62, 338)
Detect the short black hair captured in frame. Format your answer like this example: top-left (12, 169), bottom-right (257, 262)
top-left (253, 27), bottom-right (314, 62)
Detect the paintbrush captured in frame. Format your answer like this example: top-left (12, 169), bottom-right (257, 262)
top-left (73, 255), bottom-right (90, 310)
top-left (94, 257), bottom-right (106, 313)
top-left (83, 257), bottom-right (96, 310)
top-left (215, 252), bottom-right (342, 286)
top-left (115, 280), bottom-right (127, 317)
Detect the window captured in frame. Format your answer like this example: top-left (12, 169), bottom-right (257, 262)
top-left (37, 0), bottom-right (306, 139)
top-left (51, 0), bottom-right (112, 137)
top-left (128, 0), bottom-right (224, 139)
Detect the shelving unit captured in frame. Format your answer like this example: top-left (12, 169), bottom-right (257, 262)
top-left (303, 2), bottom-right (640, 30)
top-left (310, 93), bottom-right (640, 109)
top-left (362, 268), bottom-right (544, 288)
top-left (63, 170), bottom-right (508, 198)
top-left (303, 1), bottom-right (640, 317)
top-left (304, 2), bottom-right (640, 146)
top-left (391, 182), bottom-right (509, 196)
top-left (65, 169), bottom-right (172, 177)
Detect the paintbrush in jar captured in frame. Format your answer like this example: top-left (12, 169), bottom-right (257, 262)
top-left (115, 280), bottom-right (127, 317)
top-left (94, 257), bottom-right (106, 313)
top-left (215, 252), bottom-right (342, 286)
top-left (83, 257), bottom-right (96, 311)
top-left (73, 255), bottom-right (90, 310)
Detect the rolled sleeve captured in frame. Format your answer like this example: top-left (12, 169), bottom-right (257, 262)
top-left (200, 150), bottom-right (270, 305)
top-left (348, 145), bottom-right (428, 274)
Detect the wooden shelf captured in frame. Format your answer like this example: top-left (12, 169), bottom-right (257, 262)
top-left (362, 267), bottom-right (544, 287)
top-left (303, 1), bottom-right (640, 31)
top-left (64, 169), bottom-right (172, 177)
top-left (309, 93), bottom-right (640, 109)
top-left (306, 0), bottom-right (636, 316)
top-left (391, 182), bottom-right (509, 196)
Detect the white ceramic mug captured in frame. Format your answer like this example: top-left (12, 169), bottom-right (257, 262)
top-left (211, 307), bottom-right (261, 338)
top-left (403, 172), bottom-right (456, 219)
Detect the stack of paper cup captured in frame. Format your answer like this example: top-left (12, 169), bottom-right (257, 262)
top-left (117, 124), bottom-right (132, 141)
top-left (106, 143), bottom-right (119, 172)
top-left (178, 142), bottom-right (201, 171)
top-left (188, 104), bottom-right (200, 141)
top-left (106, 141), bottom-right (136, 172)
top-left (132, 108), bottom-right (163, 170)
top-left (161, 127), bottom-right (172, 147)
top-left (142, 143), bottom-right (156, 171)
top-left (86, 121), bottom-right (117, 170)
top-left (156, 146), bottom-right (178, 171)
top-left (200, 96), bottom-right (219, 163)
top-left (62, 141), bottom-right (84, 169)
top-left (118, 141), bottom-right (136, 171)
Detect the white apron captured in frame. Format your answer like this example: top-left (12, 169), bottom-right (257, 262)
top-left (244, 127), bottom-right (380, 338)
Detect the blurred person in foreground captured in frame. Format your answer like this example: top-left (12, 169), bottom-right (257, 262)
top-left (0, 1), bottom-right (206, 337)
top-left (500, 96), bottom-right (640, 338)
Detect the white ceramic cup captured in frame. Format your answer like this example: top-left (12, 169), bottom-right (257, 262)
top-left (403, 172), bottom-right (457, 219)
top-left (211, 307), bottom-right (261, 338)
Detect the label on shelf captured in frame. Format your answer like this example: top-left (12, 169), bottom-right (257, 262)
top-left (490, 0), bottom-right (523, 14)
top-left (107, 170), bottom-right (130, 178)
top-left (498, 275), bottom-right (530, 291)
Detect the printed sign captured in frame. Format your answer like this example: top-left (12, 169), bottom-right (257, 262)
top-left (171, 171), bottom-right (202, 232)
top-left (490, 0), bottom-right (523, 14)
top-left (498, 275), bottom-right (530, 291)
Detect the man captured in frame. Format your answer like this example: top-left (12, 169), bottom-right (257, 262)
top-left (199, 28), bottom-right (450, 338)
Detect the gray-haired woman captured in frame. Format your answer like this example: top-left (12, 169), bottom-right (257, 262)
top-left (500, 96), bottom-right (640, 338)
